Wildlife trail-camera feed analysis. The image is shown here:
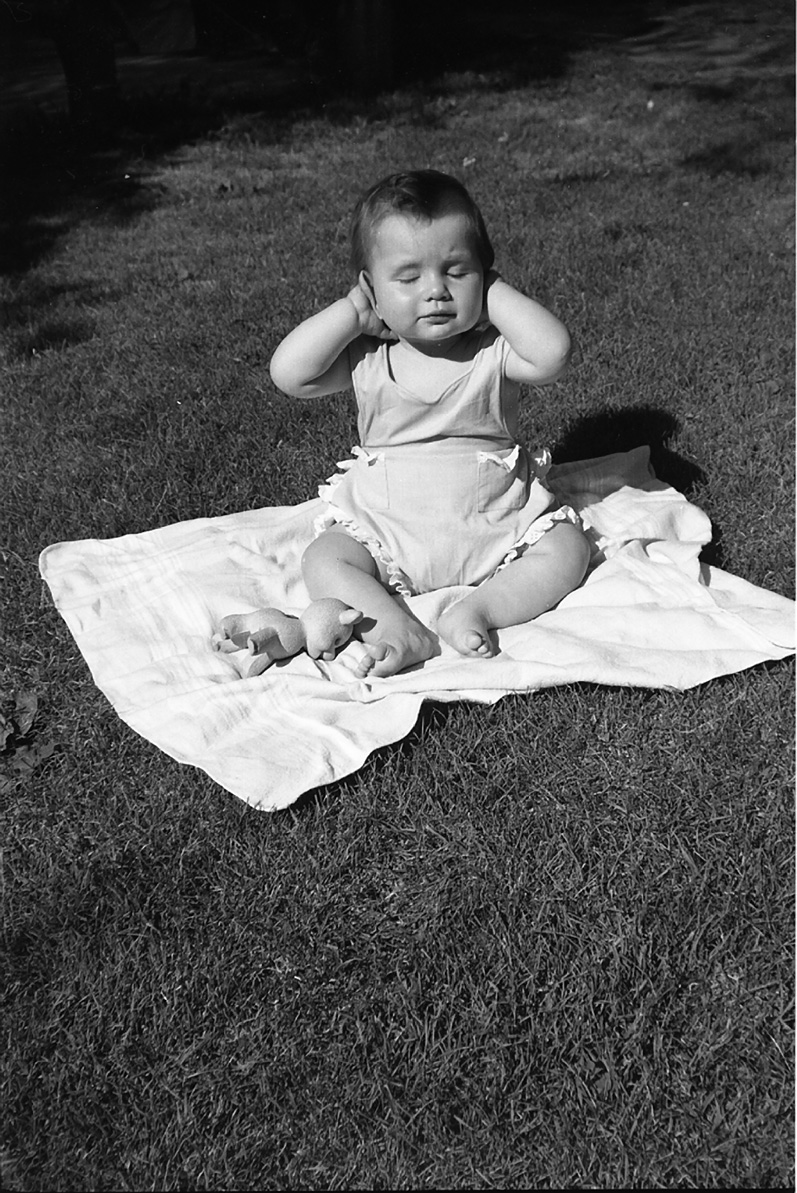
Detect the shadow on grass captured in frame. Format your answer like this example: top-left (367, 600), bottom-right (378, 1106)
top-left (554, 403), bottom-right (704, 491)
top-left (3, 0), bottom-right (792, 273)
top-left (5, 305), bottom-right (99, 359)
top-left (0, 103), bottom-right (171, 282)
top-left (554, 403), bottom-right (724, 566)
top-left (0, 0), bottom-right (679, 281)
top-left (0, 267), bottom-right (125, 358)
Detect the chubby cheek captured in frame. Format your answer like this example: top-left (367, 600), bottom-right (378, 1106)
top-left (465, 277), bottom-right (484, 316)
top-left (373, 288), bottom-right (406, 326)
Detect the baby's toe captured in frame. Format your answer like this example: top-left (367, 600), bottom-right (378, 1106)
top-left (462, 629), bottom-right (491, 655)
top-left (367, 645), bottom-right (403, 678)
top-left (356, 641), bottom-right (406, 679)
top-left (354, 650), bottom-right (379, 679)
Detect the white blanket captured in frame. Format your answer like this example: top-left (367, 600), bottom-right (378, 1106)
top-left (39, 448), bottom-right (794, 811)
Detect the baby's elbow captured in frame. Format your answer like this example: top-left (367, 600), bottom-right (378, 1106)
top-left (537, 334), bottom-right (572, 385)
top-left (551, 345), bottom-right (571, 383)
top-left (554, 328), bottom-right (572, 371)
top-left (269, 351), bottom-right (302, 397)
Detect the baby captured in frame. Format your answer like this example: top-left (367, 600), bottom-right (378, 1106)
top-left (268, 169), bottom-right (590, 679)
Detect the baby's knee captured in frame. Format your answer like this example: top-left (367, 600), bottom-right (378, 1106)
top-left (564, 519), bottom-right (590, 556)
top-left (301, 532), bottom-right (338, 583)
top-left (549, 519), bottom-right (591, 581)
top-left (302, 529), bottom-right (375, 583)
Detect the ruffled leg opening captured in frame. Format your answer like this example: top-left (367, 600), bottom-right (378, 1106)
top-left (494, 503), bottom-right (583, 576)
top-left (312, 506), bottom-right (413, 598)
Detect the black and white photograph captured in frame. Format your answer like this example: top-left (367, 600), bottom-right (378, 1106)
top-left (2, 2), bottom-right (793, 1188)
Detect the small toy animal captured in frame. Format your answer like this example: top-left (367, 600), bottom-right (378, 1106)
top-left (212, 598), bottom-right (363, 677)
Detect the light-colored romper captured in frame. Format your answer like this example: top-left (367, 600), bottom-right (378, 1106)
top-left (314, 326), bottom-right (580, 596)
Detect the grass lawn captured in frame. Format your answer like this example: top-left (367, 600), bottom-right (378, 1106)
top-left (1, 5), bottom-right (794, 1188)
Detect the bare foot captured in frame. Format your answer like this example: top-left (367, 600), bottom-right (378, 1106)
top-left (355, 620), bottom-right (437, 679)
top-left (437, 599), bottom-right (497, 659)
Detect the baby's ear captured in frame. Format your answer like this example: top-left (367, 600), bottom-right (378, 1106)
top-left (358, 270), bottom-right (377, 309)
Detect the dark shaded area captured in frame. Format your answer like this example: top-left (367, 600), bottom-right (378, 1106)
top-left (1, 0), bottom-right (792, 405)
top-left (0, 111), bottom-right (165, 275)
top-left (2, 274), bottom-right (126, 358)
top-left (553, 404), bottom-right (724, 566)
top-left (682, 139), bottom-right (777, 178)
top-left (11, 316), bottom-right (96, 359)
top-left (0, 0), bottom-right (679, 279)
top-left (679, 70), bottom-right (795, 177)
top-left (554, 404), bottom-right (705, 494)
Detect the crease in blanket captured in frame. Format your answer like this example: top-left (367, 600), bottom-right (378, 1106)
top-left (39, 447), bottom-right (795, 811)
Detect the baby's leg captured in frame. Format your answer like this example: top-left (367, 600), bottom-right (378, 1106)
top-left (438, 521), bottom-right (590, 657)
top-left (302, 529), bottom-right (437, 678)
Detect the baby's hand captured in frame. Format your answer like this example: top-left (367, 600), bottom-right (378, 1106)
top-left (347, 281), bottom-right (396, 340)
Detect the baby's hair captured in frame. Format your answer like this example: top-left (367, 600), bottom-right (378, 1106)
top-left (350, 169), bottom-right (495, 275)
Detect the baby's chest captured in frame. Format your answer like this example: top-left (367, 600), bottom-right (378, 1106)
top-left (389, 353), bottom-right (473, 401)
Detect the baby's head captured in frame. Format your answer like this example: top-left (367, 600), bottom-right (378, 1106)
top-left (350, 169), bottom-right (494, 277)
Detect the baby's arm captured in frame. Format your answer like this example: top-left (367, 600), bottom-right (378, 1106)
top-left (269, 285), bottom-right (389, 398)
top-left (484, 272), bottom-right (571, 386)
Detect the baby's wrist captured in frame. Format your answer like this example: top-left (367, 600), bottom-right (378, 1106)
top-left (346, 287), bottom-right (372, 332)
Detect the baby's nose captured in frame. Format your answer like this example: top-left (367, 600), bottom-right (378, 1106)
top-left (426, 275), bottom-right (451, 299)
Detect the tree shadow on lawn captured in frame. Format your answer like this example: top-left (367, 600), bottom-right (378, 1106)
top-left (3, 3), bottom-right (790, 390)
top-left (1, 269), bottom-right (116, 359)
top-left (0, 0), bottom-right (677, 282)
top-left (553, 403), bottom-right (724, 567)
top-left (0, 89), bottom-right (252, 278)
